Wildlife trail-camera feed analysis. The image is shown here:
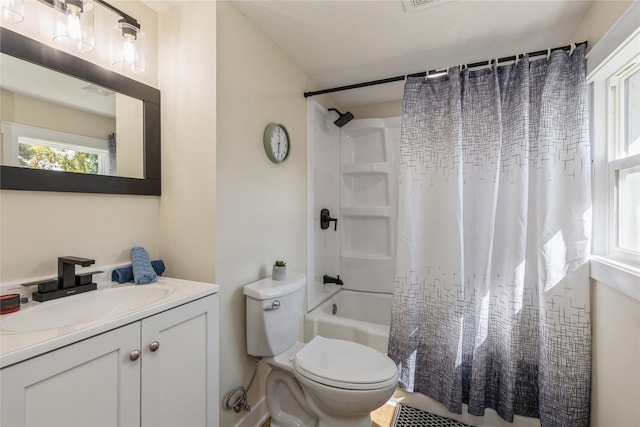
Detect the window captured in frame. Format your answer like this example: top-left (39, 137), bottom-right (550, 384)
top-left (607, 55), bottom-right (640, 262)
top-left (1, 121), bottom-right (110, 175)
top-left (589, 14), bottom-right (640, 299)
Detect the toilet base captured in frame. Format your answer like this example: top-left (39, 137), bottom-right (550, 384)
top-left (265, 368), bottom-right (317, 427)
top-left (302, 383), bottom-right (373, 427)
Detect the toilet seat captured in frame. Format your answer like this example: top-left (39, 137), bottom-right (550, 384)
top-left (293, 336), bottom-right (398, 391)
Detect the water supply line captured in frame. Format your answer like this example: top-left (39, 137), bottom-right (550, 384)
top-left (223, 357), bottom-right (261, 413)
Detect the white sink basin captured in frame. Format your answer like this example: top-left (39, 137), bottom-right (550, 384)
top-left (0, 285), bottom-right (171, 332)
top-left (0, 277), bottom-right (218, 369)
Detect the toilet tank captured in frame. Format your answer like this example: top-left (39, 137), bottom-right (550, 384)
top-left (244, 272), bottom-right (306, 357)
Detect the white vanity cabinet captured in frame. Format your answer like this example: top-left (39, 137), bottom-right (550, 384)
top-left (0, 294), bottom-right (219, 427)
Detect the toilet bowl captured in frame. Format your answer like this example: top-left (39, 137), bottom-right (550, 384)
top-left (244, 273), bottom-right (398, 427)
top-left (292, 335), bottom-right (398, 427)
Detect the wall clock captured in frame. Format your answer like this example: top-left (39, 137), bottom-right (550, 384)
top-left (263, 123), bottom-right (290, 163)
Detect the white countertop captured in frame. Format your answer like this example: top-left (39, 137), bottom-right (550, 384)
top-left (0, 277), bottom-right (218, 368)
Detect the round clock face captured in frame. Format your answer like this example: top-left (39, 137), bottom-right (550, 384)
top-left (264, 123), bottom-right (290, 163)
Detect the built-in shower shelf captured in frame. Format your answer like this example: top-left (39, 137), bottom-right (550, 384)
top-left (341, 163), bottom-right (391, 174)
top-left (341, 254), bottom-right (393, 261)
top-left (341, 206), bottom-right (391, 217)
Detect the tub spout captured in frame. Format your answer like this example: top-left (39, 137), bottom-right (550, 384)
top-left (323, 275), bottom-right (343, 286)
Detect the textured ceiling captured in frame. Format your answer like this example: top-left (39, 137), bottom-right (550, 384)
top-left (144, 0), bottom-right (594, 108)
top-left (230, 0), bottom-right (593, 108)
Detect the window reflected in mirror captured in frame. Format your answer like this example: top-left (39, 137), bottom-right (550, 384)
top-left (0, 52), bottom-right (143, 179)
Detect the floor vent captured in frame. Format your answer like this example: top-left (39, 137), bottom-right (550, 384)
top-left (392, 403), bottom-right (471, 427)
top-left (402, 0), bottom-right (452, 13)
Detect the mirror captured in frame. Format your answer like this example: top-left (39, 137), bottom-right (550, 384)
top-left (0, 27), bottom-right (161, 195)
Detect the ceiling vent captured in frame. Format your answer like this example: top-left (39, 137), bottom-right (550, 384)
top-left (82, 84), bottom-right (115, 97)
top-left (402, 0), bottom-right (452, 13)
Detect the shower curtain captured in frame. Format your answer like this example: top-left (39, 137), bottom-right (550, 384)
top-left (388, 45), bottom-right (591, 427)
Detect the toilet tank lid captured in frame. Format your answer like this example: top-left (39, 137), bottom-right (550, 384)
top-left (243, 272), bottom-right (306, 300)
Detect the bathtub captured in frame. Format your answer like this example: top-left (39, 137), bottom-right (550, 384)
top-left (304, 290), bottom-right (391, 354)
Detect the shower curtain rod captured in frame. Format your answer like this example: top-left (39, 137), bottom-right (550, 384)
top-left (303, 41), bottom-right (587, 98)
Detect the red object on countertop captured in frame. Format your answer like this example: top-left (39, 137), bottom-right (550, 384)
top-left (0, 293), bottom-right (20, 314)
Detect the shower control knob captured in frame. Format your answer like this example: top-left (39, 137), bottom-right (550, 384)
top-left (320, 208), bottom-right (338, 231)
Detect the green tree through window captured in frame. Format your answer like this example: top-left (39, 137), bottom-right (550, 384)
top-left (19, 143), bottom-right (99, 174)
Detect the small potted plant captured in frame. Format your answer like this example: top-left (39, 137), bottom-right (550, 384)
top-left (272, 260), bottom-right (287, 281)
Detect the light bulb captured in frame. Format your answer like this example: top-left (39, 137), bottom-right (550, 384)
top-left (113, 20), bottom-right (145, 73)
top-left (52, 0), bottom-right (94, 53)
top-left (66, 11), bottom-right (82, 45)
top-left (123, 38), bottom-right (135, 65)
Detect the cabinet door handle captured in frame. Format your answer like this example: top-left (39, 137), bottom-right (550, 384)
top-left (129, 350), bottom-right (141, 361)
top-left (149, 341), bottom-right (160, 352)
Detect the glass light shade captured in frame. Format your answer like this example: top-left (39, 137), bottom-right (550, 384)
top-left (53, 0), bottom-right (95, 53)
top-left (113, 21), bottom-right (145, 73)
top-left (0, 0), bottom-right (24, 24)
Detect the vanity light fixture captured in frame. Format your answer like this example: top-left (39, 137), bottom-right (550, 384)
top-left (32, 0), bottom-right (144, 72)
top-left (0, 0), bottom-right (24, 24)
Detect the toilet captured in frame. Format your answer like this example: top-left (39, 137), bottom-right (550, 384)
top-left (244, 272), bottom-right (398, 427)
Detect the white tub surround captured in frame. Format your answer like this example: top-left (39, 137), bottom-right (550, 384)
top-left (304, 289), bottom-right (391, 354)
top-left (307, 98), bottom-right (400, 310)
top-left (307, 99), bottom-right (342, 310)
top-left (339, 117), bottom-right (400, 294)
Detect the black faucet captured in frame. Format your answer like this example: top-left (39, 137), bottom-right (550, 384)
top-left (323, 274), bottom-right (343, 286)
top-left (59, 256), bottom-right (95, 289)
top-left (24, 256), bottom-right (100, 302)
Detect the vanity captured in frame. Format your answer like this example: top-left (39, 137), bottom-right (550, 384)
top-left (0, 278), bottom-right (219, 427)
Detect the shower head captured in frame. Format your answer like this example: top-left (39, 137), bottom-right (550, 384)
top-left (328, 108), bottom-right (354, 128)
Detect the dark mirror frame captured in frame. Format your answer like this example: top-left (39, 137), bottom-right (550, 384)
top-left (0, 27), bottom-right (161, 195)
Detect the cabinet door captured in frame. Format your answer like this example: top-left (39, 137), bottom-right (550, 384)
top-left (140, 295), bottom-right (219, 427)
top-left (1, 323), bottom-right (141, 427)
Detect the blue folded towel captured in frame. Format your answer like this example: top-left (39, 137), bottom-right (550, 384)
top-left (130, 246), bottom-right (158, 285)
top-left (112, 260), bottom-right (165, 283)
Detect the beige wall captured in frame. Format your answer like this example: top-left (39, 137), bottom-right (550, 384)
top-left (157, 2), bottom-right (216, 283)
top-left (0, 192), bottom-right (160, 280)
top-left (1, 89), bottom-right (115, 140)
top-left (570, 0), bottom-right (633, 49)
top-left (351, 100), bottom-right (402, 120)
top-left (591, 280), bottom-right (640, 426)
top-left (115, 93), bottom-right (144, 178)
top-left (216, 1), bottom-right (314, 425)
top-left (0, 1), bottom-right (160, 282)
